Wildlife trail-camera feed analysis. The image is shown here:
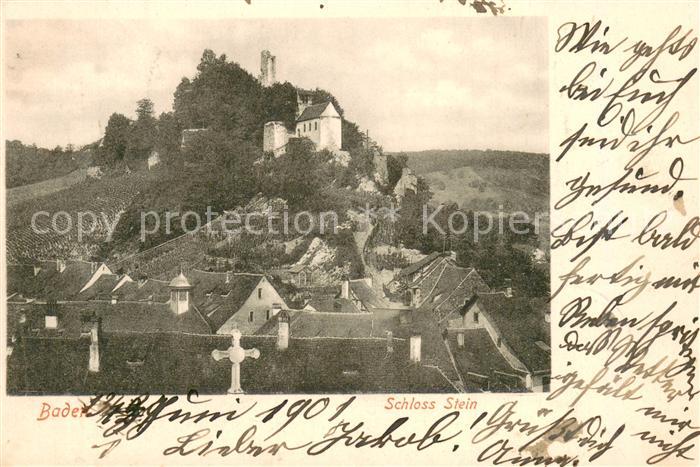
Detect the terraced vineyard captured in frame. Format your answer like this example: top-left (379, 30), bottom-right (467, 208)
top-left (111, 230), bottom-right (213, 280)
top-left (6, 172), bottom-right (149, 263)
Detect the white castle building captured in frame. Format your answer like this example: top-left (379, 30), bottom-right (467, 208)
top-left (261, 52), bottom-right (343, 156)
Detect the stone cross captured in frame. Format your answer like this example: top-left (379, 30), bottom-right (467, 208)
top-left (211, 329), bottom-right (260, 394)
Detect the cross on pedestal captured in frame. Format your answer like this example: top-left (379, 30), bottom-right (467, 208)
top-left (211, 329), bottom-right (260, 394)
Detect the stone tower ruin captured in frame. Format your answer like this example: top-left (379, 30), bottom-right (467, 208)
top-left (259, 50), bottom-right (277, 87)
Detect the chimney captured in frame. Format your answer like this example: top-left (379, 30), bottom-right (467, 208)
top-left (33, 265), bottom-right (41, 277)
top-left (277, 310), bottom-right (290, 350)
top-left (45, 314), bottom-right (58, 329)
top-left (89, 318), bottom-right (101, 372)
top-left (341, 280), bottom-right (350, 300)
top-left (225, 271), bottom-right (231, 284)
top-left (91, 262), bottom-right (97, 274)
top-left (110, 295), bottom-right (118, 305)
top-left (457, 331), bottom-right (465, 348)
top-left (386, 331), bottom-right (394, 353)
top-left (504, 279), bottom-right (513, 298)
top-left (56, 259), bottom-right (66, 273)
top-left (409, 334), bottom-right (421, 363)
top-left (45, 301), bottom-right (58, 329)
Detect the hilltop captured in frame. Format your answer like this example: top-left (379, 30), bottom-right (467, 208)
top-left (6, 49), bottom-right (549, 298)
top-left (398, 149), bottom-right (549, 214)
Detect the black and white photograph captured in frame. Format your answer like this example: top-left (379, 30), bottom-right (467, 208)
top-left (5, 17), bottom-right (550, 395)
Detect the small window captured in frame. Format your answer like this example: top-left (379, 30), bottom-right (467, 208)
top-left (474, 311), bottom-right (479, 323)
top-left (497, 337), bottom-right (502, 348)
top-left (304, 123), bottom-right (307, 132)
top-left (258, 288), bottom-right (262, 299)
top-left (297, 129), bottom-right (300, 136)
top-left (266, 310), bottom-right (271, 320)
top-left (249, 311), bottom-right (254, 323)
top-left (315, 121), bottom-right (318, 130)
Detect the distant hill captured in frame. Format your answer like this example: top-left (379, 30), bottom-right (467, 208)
top-left (5, 140), bottom-right (95, 188)
top-left (398, 149), bottom-right (549, 214)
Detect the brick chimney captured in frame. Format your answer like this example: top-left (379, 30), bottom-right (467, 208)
top-left (409, 334), bottom-right (421, 363)
top-left (33, 265), bottom-right (42, 277)
top-left (56, 259), bottom-right (66, 273)
top-left (457, 331), bottom-right (465, 348)
top-left (504, 279), bottom-right (513, 298)
top-left (45, 301), bottom-right (58, 329)
top-left (89, 317), bottom-right (101, 372)
top-left (341, 280), bottom-right (350, 300)
top-left (386, 331), bottom-right (394, 354)
top-left (277, 310), bottom-right (290, 350)
top-left (225, 271), bottom-right (231, 284)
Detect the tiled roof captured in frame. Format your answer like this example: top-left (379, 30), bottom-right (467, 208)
top-left (417, 263), bottom-right (490, 321)
top-left (396, 252), bottom-right (442, 278)
top-left (113, 279), bottom-right (170, 303)
top-left (349, 280), bottom-right (390, 309)
top-left (7, 332), bottom-right (456, 394)
top-left (77, 274), bottom-right (122, 300)
top-left (187, 271), bottom-right (264, 331)
top-left (7, 302), bottom-right (211, 337)
top-left (446, 328), bottom-right (526, 392)
top-left (256, 310), bottom-right (376, 338)
top-left (297, 102), bottom-right (333, 122)
top-left (7, 260), bottom-right (96, 301)
top-left (472, 292), bottom-right (550, 373)
top-left (305, 295), bottom-right (360, 313)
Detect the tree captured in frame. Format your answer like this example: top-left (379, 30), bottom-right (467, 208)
top-left (155, 111), bottom-right (182, 161)
top-left (135, 98), bottom-right (155, 121)
top-left (98, 113), bottom-right (131, 165)
top-left (125, 98), bottom-right (157, 163)
top-left (262, 82), bottom-right (298, 130)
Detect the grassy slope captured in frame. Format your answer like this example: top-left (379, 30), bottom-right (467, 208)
top-left (400, 149), bottom-right (549, 214)
top-left (400, 149), bottom-right (550, 250)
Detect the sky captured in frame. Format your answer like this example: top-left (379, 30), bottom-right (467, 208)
top-left (4, 18), bottom-right (548, 153)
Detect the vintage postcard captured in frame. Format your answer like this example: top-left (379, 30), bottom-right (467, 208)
top-left (1, 0), bottom-right (698, 465)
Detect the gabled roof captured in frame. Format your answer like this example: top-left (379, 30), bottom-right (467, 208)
top-left (417, 265), bottom-right (490, 321)
top-left (396, 252), bottom-right (442, 278)
top-left (446, 328), bottom-right (527, 392)
top-left (296, 102), bottom-right (338, 122)
top-left (468, 292), bottom-right (550, 374)
top-left (78, 274), bottom-right (121, 300)
top-left (305, 295), bottom-right (360, 313)
top-left (348, 280), bottom-right (390, 309)
top-left (7, 261), bottom-right (96, 301)
top-left (186, 271), bottom-right (265, 331)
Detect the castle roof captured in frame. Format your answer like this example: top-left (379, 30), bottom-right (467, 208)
top-left (296, 102), bottom-right (337, 122)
